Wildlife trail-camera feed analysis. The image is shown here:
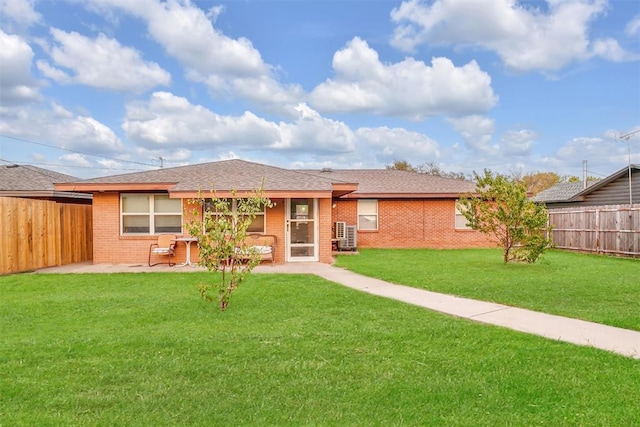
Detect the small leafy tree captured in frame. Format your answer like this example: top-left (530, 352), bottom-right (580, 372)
top-left (459, 170), bottom-right (551, 263)
top-left (386, 159), bottom-right (468, 180)
top-left (186, 187), bottom-right (272, 310)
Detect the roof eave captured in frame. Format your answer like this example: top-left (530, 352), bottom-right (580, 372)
top-left (170, 190), bottom-right (335, 199)
top-left (331, 182), bottom-right (358, 198)
top-left (572, 165), bottom-right (638, 198)
top-left (0, 190), bottom-right (92, 200)
top-left (339, 192), bottom-right (469, 199)
top-left (55, 182), bottom-right (176, 192)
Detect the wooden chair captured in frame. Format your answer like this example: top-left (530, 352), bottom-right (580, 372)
top-left (148, 234), bottom-right (177, 267)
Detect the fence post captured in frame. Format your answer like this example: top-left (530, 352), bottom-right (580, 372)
top-left (595, 207), bottom-right (600, 254)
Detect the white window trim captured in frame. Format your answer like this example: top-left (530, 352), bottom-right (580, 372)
top-left (455, 200), bottom-right (472, 230)
top-left (205, 199), bottom-right (267, 234)
top-left (357, 199), bottom-right (378, 231)
top-left (120, 193), bottom-right (182, 236)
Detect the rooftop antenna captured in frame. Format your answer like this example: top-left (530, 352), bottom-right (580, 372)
top-left (619, 129), bottom-right (639, 205)
top-left (0, 158), bottom-right (20, 168)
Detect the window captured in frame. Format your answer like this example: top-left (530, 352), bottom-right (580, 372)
top-left (455, 201), bottom-right (472, 230)
top-left (121, 194), bottom-right (182, 235)
top-left (357, 199), bottom-right (378, 230)
top-left (204, 199), bottom-right (266, 234)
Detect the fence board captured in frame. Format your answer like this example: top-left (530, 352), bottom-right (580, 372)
top-left (0, 197), bottom-right (92, 274)
top-left (548, 204), bottom-right (640, 257)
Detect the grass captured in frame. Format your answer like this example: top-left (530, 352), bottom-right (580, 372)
top-left (1, 272), bottom-right (640, 425)
top-left (335, 248), bottom-right (640, 331)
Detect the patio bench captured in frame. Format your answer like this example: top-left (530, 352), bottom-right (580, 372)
top-left (237, 234), bottom-right (277, 266)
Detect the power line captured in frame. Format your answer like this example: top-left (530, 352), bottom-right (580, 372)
top-left (0, 134), bottom-right (159, 167)
top-left (0, 158), bottom-right (148, 172)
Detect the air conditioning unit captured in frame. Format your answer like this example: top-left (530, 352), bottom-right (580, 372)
top-left (335, 221), bottom-right (346, 240)
top-left (338, 225), bottom-right (357, 251)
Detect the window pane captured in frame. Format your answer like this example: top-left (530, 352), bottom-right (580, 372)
top-left (154, 195), bottom-right (181, 213)
top-left (122, 195), bottom-right (149, 213)
top-left (358, 215), bottom-right (377, 230)
top-left (455, 215), bottom-right (471, 229)
top-left (290, 246), bottom-right (314, 257)
top-left (237, 199), bottom-right (265, 214)
top-left (123, 215), bottom-right (149, 233)
top-left (291, 221), bottom-right (314, 243)
top-left (247, 214), bottom-right (265, 233)
top-left (205, 199), bottom-right (231, 213)
top-left (358, 199), bottom-right (377, 214)
top-left (291, 199), bottom-right (313, 219)
top-left (154, 215), bottom-right (182, 233)
top-left (455, 201), bottom-right (471, 229)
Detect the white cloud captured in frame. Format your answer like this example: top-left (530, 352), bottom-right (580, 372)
top-left (36, 28), bottom-right (170, 92)
top-left (0, 103), bottom-right (125, 155)
top-left (0, 29), bottom-right (41, 106)
top-left (230, 76), bottom-right (305, 117)
top-left (356, 127), bottom-right (440, 163)
top-left (122, 92), bottom-right (356, 155)
top-left (390, 0), bottom-right (625, 72)
top-left (448, 115), bottom-right (495, 152)
top-left (85, 0), bottom-right (302, 111)
top-left (59, 153), bottom-right (93, 168)
top-left (0, 0), bottom-right (40, 26)
top-left (277, 104), bottom-right (356, 153)
top-left (625, 15), bottom-right (640, 36)
top-left (554, 132), bottom-right (638, 172)
top-left (557, 136), bottom-right (606, 158)
top-left (123, 91), bottom-right (280, 147)
top-left (310, 37), bottom-right (497, 119)
top-left (499, 129), bottom-right (538, 155)
top-left (130, 0), bottom-right (267, 77)
top-left (592, 38), bottom-right (638, 62)
top-left (134, 146), bottom-right (192, 164)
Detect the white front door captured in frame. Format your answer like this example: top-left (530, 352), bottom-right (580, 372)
top-left (285, 198), bottom-right (318, 262)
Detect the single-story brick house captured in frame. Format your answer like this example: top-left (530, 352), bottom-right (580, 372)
top-left (55, 159), bottom-right (493, 265)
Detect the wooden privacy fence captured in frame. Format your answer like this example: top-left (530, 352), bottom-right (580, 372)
top-left (0, 197), bottom-right (93, 274)
top-left (548, 204), bottom-right (640, 257)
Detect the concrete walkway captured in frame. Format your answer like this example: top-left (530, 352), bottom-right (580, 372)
top-left (35, 261), bottom-right (640, 359)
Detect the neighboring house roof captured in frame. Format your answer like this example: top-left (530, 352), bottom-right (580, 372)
top-left (569, 164), bottom-right (638, 201)
top-left (0, 164), bottom-right (92, 201)
top-left (533, 182), bottom-right (595, 203)
top-left (301, 169), bottom-right (476, 198)
top-left (55, 159), bottom-right (357, 198)
top-left (534, 164), bottom-right (639, 206)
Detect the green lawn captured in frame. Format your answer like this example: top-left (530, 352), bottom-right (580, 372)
top-left (1, 272), bottom-right (639, 425)
top-left (335, 249), bottom-right (640, 331)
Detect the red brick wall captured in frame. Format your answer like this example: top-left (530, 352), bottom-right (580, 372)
top-left (333, 198), bottom-right (494, 249)
top-left (266, 198), bottom-right (285, 264)
top-left (318, 198), bottom-right (333, 263)
top-left (92, 194), bottom-right (486, 265)
top-left (92, 193), bottom-right (288, 265)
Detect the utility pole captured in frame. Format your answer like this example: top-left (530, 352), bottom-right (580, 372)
top-left (619, 130), bottom-right (639, 205)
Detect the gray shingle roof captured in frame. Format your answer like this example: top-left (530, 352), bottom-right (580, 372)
top-left (533, 181), bottom-right (598, 203)
top-left (61, 161), bottom-right (477, 196)
top-left (0, 165), bottom-right (79, 191)
top-left (71, 159), bottom-right (341, 192)
top-left (300, 169), bottom-right (476, 195)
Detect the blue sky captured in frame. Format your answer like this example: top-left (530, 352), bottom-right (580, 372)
top-left (1, 0), bottom-right (638, 179)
